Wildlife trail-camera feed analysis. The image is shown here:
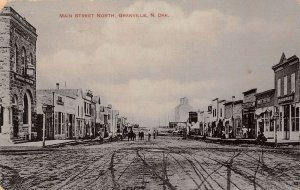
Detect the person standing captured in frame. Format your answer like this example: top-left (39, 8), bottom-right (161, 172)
top-left (153, 130), bottom-right (156, 139)
top-left (141, 131), bottom-right (144, 140)
top-left (148, 129), bottom-right (151, 141)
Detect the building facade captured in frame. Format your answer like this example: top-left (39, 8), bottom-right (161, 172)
top-left (0, 7), bottom-right (37, 141)
top-left (255, 89), bottom-right (275, 139)
top-left (273, 53), bottom-right (300, 141)
top-left (37, 90), bottom-right (76, 140)
top-left (242, 89), bottom-right (257, 138)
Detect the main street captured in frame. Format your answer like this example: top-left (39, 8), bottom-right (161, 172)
top-left (0, 136), bottom-right (300, 190)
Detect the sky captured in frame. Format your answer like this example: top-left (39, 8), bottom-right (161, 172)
top-left (3, 0), bottom-right (300, 127)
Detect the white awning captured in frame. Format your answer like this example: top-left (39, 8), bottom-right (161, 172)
top-left (255, 108), bottom-right (263, 116)
top-left (191, 122), bottom-right (199, 129)
top-left (256, 106), bottom-right (274, 116)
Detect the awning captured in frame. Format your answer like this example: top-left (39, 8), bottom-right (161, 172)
top-left (255, 106), bottom-right (273, 116)
top-left (191, 122), bottom-right (199, 129)
top-left (255, 108), bottom-right (263, 116)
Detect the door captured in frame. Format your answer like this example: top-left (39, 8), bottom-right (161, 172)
top-left (12, 107), bottom-right (19, 137)
top-left (283, 105), bottom-right (290, 140)
top-left (36, 114), bottom-right (43, 140)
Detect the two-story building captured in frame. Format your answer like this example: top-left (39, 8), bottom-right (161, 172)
top-left (255, 89), bottom-right (275, 139)
top-left (242, 88), bottom-right (257, 138)
top-left (37, 89), bottom-right (76, 140)
top-left (272, 53), bottom-right (300, 141)
top-left (0, 7), bottom-right (37, 142)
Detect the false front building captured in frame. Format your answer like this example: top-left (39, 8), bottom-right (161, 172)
top-left (272, 53), bottom-right (300, 141)
top-left (0, 7), bottom-right (37, 141)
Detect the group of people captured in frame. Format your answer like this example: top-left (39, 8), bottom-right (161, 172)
top-left (134, 129), bottom-right (157, 141)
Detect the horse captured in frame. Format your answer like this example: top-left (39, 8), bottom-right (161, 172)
top-left (127, 131), bottom-right (136, 141)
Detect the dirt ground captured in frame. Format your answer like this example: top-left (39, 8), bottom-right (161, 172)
top-left (0, 136), bottom-right (299, 190)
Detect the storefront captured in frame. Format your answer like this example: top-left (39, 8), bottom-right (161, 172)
top-left (255, 89), bottom-right (275, 139)
top-left (242, 89), bottom-right (257, 139)
top-left (273, 53), bottom-right (300, 141)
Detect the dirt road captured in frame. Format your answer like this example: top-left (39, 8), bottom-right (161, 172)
top-left (0, 136), bottom-right (299, 190)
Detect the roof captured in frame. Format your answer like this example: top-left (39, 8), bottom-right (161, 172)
top-left (255, 89), bottom-right (275, 97)
top-left (242, 88), bottom-right (257, 95)
top-left (1, 7), bottom-right (37, 35)
top-left (224, 101), bottom-right (233, 106)
top-left (92, 96), bottom-right (101, 104)
top-left (272, 53), bottom-right (299, 70)
top-left (234, 100), bottom-right (243, 105)
top-left (37, 89), bottom-right (81, 99)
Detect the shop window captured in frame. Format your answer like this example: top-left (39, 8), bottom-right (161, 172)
top-left (55, 112), bottom-right (64, 135)
top-left (279, 111), bottom-right (282, 131)
top-left (291, 73), bottom-right (296, 93)
top-left (270, 119), bottom-right (274, 131)
top-left (292, 107), bottom-right (299, 131)
top-left (277, 79), bottom-right (281, 97)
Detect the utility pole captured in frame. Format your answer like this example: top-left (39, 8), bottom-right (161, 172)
top-left (274, 106), bottom-right (278, 147)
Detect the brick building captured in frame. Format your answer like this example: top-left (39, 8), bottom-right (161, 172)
top-left (0, 7), bottom-right (37, 141)
top-left (272, 53), bottom-right (300, 141)
top-left (255, 89), bottom-right (275, 139)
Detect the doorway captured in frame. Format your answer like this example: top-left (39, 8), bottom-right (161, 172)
top-left (283, 105), bottom-right (290, 140)
top-left (12, 107), bottom-right (19, 137)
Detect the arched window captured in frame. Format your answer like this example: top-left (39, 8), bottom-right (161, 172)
top-left (29, 53), bottom-right (33, 66)
top-left (21, 47), bottom-right (26, 74)
top-left (13, 44), bottom-right (18, 72)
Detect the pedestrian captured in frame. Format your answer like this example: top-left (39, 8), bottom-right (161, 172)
top-left (141, 131), bottom-right (144, 140)
top-left (138, 131), bottom-right (141, 140)
top-left (242, 126), bottom-right (247, 139)
top-left (153, 130), bottom-right (156, 139)
top-left (148, 129), bottom-right (151, 141)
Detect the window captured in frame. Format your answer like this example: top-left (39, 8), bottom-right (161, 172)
top-left (55, 112), bottom-right (64, 135)
top-left (13, 44), bottom-right (18, 72)
top-left (29, 53), bottom-right (33, 66)
top-left (292, 106), bottom-right (299, 132)
top-left (284, 76), bottom-right (287, 95)
top-left (84, 102), bottom-right (91, 115)
top-left (291, 73), bottom-right (296, 93)
top-left (277, 79), bottom-right (281, 97)
top-left (21, 47), bottom-right (26, 74)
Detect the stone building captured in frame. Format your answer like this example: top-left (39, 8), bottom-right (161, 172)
top-left (272, 53), bottom-right (300, 141)
top-left (0, 7), bottom-right (37, 141)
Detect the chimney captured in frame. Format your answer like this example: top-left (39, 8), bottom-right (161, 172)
top-left (56, 83), bottom-right (59, 89)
